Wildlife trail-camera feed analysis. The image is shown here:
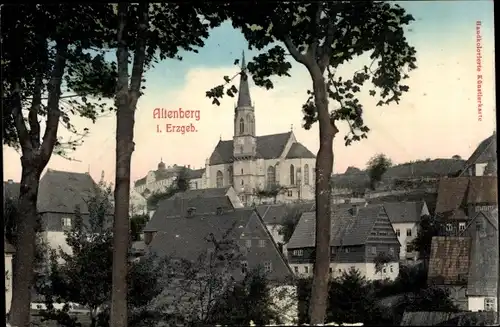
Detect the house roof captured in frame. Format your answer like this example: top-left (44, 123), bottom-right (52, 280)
top-left (209, 132), bottom-right (294, 165)
top-left (428, 236), bottom-right (471, 285)
top-left (287, 204), bottom-right (385, 248)
top-left (256, 201), bottom-right (315, 225)
top-left (148, 208), bottom-right (293, 281)
top-left (384, 201), bottom-right (425, 224)
top-left (466, 132), bottom-right (496, 166)
top-left (4, 240), bottom-right (15, 254)
top-left (400, 311), bottom-right (496, 326)
top-left (171, 187), bottom-right (232, 200)
top-left (285, 142), bottom-right (316, 159)
top-left (466, 209), bottom-right (498, 297)
top-left (37, 169), bottom-right (102, 214)
top-left (435, 177), bottom-right (498, 214)
top-left (187, 168), bottom-right (205, 179)
top-left (144, 195), bottom-right (235, 232)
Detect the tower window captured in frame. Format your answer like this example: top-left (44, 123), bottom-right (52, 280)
top-left (239, 118), bottom-right (245, 135)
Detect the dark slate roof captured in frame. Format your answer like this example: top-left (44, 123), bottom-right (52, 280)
top-left (149, 208), bottom-right (255, 259)
top-left (187, 168), bottom-right (205, 179)
top-left (144, 196), bottom-right (235, 232)
top-left (37, 169), bottom-right (100, 214)
top-left (148, 208), bottom-right (293, 282)
top-left (285, 143), bottom-right (316, 159)
top-left (287, 204), bottom-right (384, 248)
top-left (400, 311), bottom-right (496, 326)
top-left (4, 240), bottom-right (15, 254)
top-left (3, 181), bottom-right (20, 199)
top-left (237, 52), bottom-right (252, 107)
top-left (209, 132), bottom-right (292, 165)
top-left (466, 209), bottom-right (498, 297)
top-left (256, 201), bottom-right (315, 225)
top-left (428, 236), bottom-right (470, 285)
top-left (171, 187), bottom-right (231, 200)
top-left (384, 201), bottom-right (425, 224)
top-left (436, 177), bottom-right (498, 214)
top-left (466, 176), bottom-right (497, 204)
top-left (466, 132), bottom-right (496, 166)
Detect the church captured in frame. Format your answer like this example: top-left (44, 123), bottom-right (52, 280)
top-left (134, 53), bottom-right (317, 206)
top-left (202, 53), bottom-right (317, 205)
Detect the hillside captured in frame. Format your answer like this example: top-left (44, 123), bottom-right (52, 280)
top-left (332, 158), bottom-right (465, 190)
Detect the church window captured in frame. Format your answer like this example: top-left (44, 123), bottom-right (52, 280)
top-left (267, 166), bottom-right (276, 188)
top-left (228, 167), bottom-right (233, 186)
top-left (290, 164), bottom-right (295, 185)
top-left (304, 164), bottom-right (310, 185)
top-left (241, 168), bottom-right (244, 175)
top-left (216, 170), bottom-right (223, 188)
top-left (275, 163), bottom-right (280, 183)
top-left (247, 114), bottom-right (254, 134)
top-left (239, 118), bottom-right (245, 135)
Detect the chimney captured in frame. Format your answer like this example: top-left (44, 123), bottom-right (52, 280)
top-left (187, 207), bottom-right (196, 217)
top-left (349, 205), bottom-right (359, 216)
top-left (7, 179), bottom-right (13, 184)
top-left (188, 164), bottom-right (191, 169)
top-left (216, 207), bottom-right (223, 215)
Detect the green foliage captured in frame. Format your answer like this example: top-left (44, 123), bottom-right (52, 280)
top-left (367, 153), bottom-right (393, 190)
top-left (278, 206), bottom-right (304, 243)
top-left (130, 214), bottom-right (150, 242)
top-left (208, 2), bottom-right (417, 144)
top-left (36, 186), bottom-right (163, 327)
top-left (373, 251), bottom-right (393, 275)
top-left (209, 268), bottom-right (281, 326)
top-left (146, 167), bottom-right (191, 210)
top-left (410, 215), bottom-right (440, 260)
top-left (255, 184), bottom-right (287, 204)
top-left (4, 198), bottom-right (19, 246)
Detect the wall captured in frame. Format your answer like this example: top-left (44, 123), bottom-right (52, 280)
top-left (392, 222), bottom-right (418, 259)
top-left (468, 296), bottom-right (498, 312)
top-left (5, 253), bottom-right (13, 314)
top-left (289, 262), bottom-right (399, 281)
top-left (43, 231), bottom-right (73, 258)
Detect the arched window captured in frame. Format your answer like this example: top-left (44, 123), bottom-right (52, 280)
top-left (267, 166), bottom-right (276, 188)
top-left (247, 114), bottom-right (254, 134)
top-left (312, 168), bottom-right (316, 185)
top-left (290, 164), bottom-right (295, 185)
top-left (275, 162), bottom-right (280, 184)
top-left (228, 167), bottom-right (233, 186)
top-left (216, 170), bottom-right (223, 188)
top-left (239, 118), bottom-right (245, 135)
top-left (304, 164), bottom-right (310, 185)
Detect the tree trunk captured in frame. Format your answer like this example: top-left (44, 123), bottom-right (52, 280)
top-left (308, 70), bottom-right (338, 325)
top-left (10, 159), bottom-right (41, 327)
top-left (111, 3), bottom-right (148, 326)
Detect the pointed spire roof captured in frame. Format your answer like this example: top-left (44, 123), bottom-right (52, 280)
top-left (237, 51), bottom-right (252, 108)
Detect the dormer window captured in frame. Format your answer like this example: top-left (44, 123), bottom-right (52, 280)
top-left (216, 207), bottom-right (223, 215)
top-left (187, 207), bottom-right (196, 217)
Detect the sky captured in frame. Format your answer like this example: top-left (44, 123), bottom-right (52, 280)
top-left (3, 1), bottom-right (496, 184)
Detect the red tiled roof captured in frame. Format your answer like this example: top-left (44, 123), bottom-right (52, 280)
top-left (428, 236), bottom-right (471, 285)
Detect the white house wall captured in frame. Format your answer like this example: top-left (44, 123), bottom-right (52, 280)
top-left (392, 222), bottom-right (418, 260)
top-left (5, 253), bottom-right (13, 314)
top-left (468, 296), bottom-right (498, 312)
top-left (290, 262), bottom-right (399, 281)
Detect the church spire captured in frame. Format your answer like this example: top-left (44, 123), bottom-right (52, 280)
top-left (237, 51), bottom-right (252, 108)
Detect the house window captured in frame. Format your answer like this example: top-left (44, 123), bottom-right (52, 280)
top-left (304, 266), bottom-right (309, 273)
top-left (388, 247), bottom-right (394, 256)
top-left (264, 261), bottom-right (272, 273)
top-left (241, 168), bottom-right (244, 175)
top-left (458, 222), bottom-right (466, 231)
top-left (245, 240), bottom-right (252, 248)
top-left (287, 190), bottom-right (293, 197)
top-left (329, 267), bottom-right (333, 274)
top-left (61, 217), bottom-right (72, 229)
top-left (406, 228), bottom-right (412, 237)
top-left (241, 179), bottom-right (244, 186)
top-left (241, 261), bottom-right (248, 274)
top-left (304, 164), bottom-right (310, 185)
top-left (396, 229), bottom-right (400, 236)
top-left (216, 170), bottom-right (223, 188)
top-left (258, 239), bottom-right (266, 247)
top-left (293, 249), bottom-right (303, 256)
top-left (484, 298), bottom-right (496, 311)
top-left (338, 269), bottom-right (342, 273)
top-left (383, 268), bottom-right (387, 273)
top-left (406, 245), bottom-right (411, 253)
top-left (294, 266), bottom-right (299, 273)
top-left (290, 165), bottom-right (295, 185)
top-left (446, 223), bottom-right (453, 232)
top-left (390, 266), bottom-right (393, 273)
top-left (371, 246), bottom-right (377, 255)
top-left (345, 248), bottom-right (350, 253)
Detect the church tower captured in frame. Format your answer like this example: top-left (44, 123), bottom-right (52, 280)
top-left (233, 51), bottom-right (257, 159)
